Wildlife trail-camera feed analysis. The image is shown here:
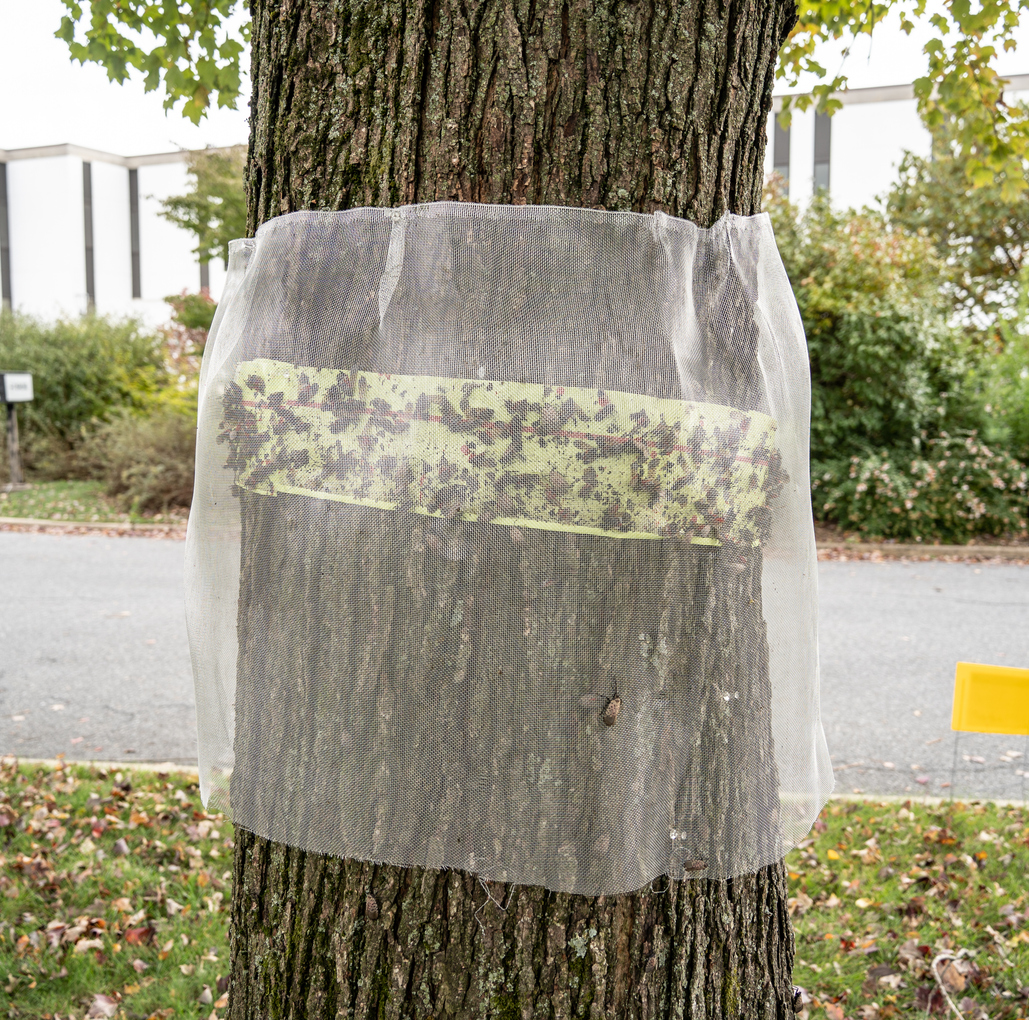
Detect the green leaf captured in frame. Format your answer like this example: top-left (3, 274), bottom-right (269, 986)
top-left (55, 0), bottom-right (249, 122)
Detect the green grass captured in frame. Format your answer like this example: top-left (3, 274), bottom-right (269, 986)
top-left (787, 798), bottom-right (1029, 1020)
top-left (0, 481), bottom-right (186, 526)
top-left (2, 757), bottom-right (1027, 1019)
top-left (0, 757), bottom-right (229, 1019)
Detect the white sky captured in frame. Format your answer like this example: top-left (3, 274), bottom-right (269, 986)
top-left (784, 5), bottom-right (1029, 93)
top-left (2, 0), bottom-right (1028, 157)
top-left (0, 0), bottom-right (250, 154)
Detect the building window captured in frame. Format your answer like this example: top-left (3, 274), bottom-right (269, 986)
top-left (129, 168), bottom-right (141, 299)
top-left (773, 117), bottom-right (790, 182)
top-left (83, 162), bottom-right (95, 309)
top-left (814, 111), bottom-right (831, 192)
top-left (0, 162), bottom-right (10, 308)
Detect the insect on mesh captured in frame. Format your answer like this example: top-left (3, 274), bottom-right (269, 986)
top-left (185, 202), bottom-right (832, 895)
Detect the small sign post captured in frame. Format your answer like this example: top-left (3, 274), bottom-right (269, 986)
top-left (2, 372), bottom-right (33, 490)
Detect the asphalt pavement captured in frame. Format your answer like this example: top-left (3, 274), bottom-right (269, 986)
top-left (1, 531), bottom-right (1027, 802)
top-left (819, 558), bottom-right (1029, 802)
top-left (0, 531), bottom-right (196, 764)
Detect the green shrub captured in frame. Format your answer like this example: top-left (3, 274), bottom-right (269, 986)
top-left (0, 311), bottom-right (164, 479)
top-left (887, 119), bottom-right (1029, 323)
top-left (965, 270), bottom-right (1029, 465)
top-left (813, 432), bottom-right (1028, 542)
top-left (82, 403), bottom-right (196, 514)
top-left (766, 183), bottom-right (1029, 542)
top-left (165, 290), bottom-right (217, 332)
top-left (767, 187), bottom-right (970, 466)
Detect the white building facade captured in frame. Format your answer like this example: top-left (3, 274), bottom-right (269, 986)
top-left (766, 74), bottom-right (1029, 209)
top-left (0, 143), bottom-right (229, 326)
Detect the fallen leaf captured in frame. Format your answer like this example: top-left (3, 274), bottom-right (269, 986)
top-left (132, 958), bottom-right (149, 973)
top-left (914, 984), bottom-right (948, 1015)
top-left (74, 937), bottom-right (104, 953)
top-left (862, 964), bottom-right (900, 996)
top-left (45, 921), bottom-right (69, 948)
top-left (199, 985), bottom-right (213, 1004)
top-left (789, 891), bottom-right (813, 916)
top-left (958, 997), bottom-right (987, 1019)
top-left (214, 994), bottom-right (229, 1008)
top-left (112, 838), bottom-right (130, 856)
top-left (86, 994), bottom-right (120, 1018)
top-left (124, 927), bottom-right (153, 946)
top-left (111, 897), bottom-right (132, 912)
top-left (827, 849), bottom-right (840, 860)
top-left (180, 963), bottom-right (195, 975)
top-left (825, 1003), bottom-right (845, 1020)
top-left (937, 959), bottom-right (966, 993)
top-left (123, 982), bottom-right (141, 995)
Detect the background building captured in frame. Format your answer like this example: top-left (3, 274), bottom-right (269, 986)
top-left (0, 144), bottom-right (229, 326)
top-left (765, 74), bottom-right (1029, 208)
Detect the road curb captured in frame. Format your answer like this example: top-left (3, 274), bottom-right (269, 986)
top-left (817, 541), bottom-right (1029, 561)
top-left (0, 515), bottom-right (187, 537)
top-left (830, 791), bottom-right (1027, 807)
top-left (2, 754), bottom-right (198, 774)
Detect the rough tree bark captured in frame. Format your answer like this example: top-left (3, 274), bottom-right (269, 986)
top-left (228, 1), bottom-right (799, 1017)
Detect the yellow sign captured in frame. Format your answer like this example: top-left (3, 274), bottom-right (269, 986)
top-left (952, 661), bottom-right (1029, 735)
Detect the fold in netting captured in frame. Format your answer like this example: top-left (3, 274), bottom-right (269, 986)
top-left (186, 202), bottom-right (833, 895)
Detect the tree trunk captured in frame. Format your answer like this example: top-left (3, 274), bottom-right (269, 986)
top-left (228, 1), bottom-right (799, 1017)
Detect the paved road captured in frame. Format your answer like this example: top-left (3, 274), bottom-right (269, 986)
top-left (1, 532), bottom-right (1028, 802)
top-left (0, 531), bottom-right (196, 764)
top-left (820, 558), bottom-right (1029, 802)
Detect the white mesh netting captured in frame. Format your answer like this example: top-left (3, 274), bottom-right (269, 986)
top-left (185, 202), bottom-right (833, 895)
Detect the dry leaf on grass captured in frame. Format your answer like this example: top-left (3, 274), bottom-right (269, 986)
top-left (85, 993), bottom-right (119, 1018)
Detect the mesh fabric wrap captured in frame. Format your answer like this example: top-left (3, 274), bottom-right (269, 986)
top-left (186, 203), bottom-right (832, 895)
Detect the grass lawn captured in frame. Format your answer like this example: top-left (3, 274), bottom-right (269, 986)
top-left (789, 798), bottom-right (1029, 1020)
top-left (0, 482), bottom-right (186, 526)
top-left (1, 757), bottom-right (229, 1020)
top-left (1, 757), bottom-right (1027, 1019)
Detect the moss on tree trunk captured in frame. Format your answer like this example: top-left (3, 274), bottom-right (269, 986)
top-left (228, 1), bottom-right (800, 1017)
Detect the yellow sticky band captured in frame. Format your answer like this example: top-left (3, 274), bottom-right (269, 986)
top-left (222, 358), bottom-right (781, 545)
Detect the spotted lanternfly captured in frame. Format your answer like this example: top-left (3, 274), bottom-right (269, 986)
top-left (680, 860), bottom-right (706, 872)
top-left (602, 695), bottom-right (622, 727)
